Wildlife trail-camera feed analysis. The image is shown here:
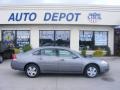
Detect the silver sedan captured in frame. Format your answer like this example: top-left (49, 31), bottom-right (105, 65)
top-left (11, 46), bottom-right (109, 78)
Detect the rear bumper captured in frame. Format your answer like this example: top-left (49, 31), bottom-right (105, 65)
top-left (11, 61), bottom-right (25, 71)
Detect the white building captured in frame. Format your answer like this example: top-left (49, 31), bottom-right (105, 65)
top-left (0, 5), bottom-right (120, 55)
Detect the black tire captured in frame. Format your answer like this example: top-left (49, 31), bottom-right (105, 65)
top-left (25, 64), bottom-right (40, 78)
top-left (84, 64), bottom-right (99, 78)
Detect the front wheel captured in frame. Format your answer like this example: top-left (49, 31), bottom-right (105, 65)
top-left (84, 64), bottom-right (99, 78)
top-left (25, 64), bottom-right (40, 78)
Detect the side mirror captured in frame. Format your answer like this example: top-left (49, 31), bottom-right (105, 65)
top-left (72, 55), bottom-right (79, 59)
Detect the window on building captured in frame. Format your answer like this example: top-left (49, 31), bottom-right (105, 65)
top-left (55, 31), bottom-right (70, 47)
top-left (39, 30), bottom-right (70, 47)
top-left (94, 31), bottom-right (108, 46)
top-left (94, 31), bottom-right (108, 50)
top-left (16, 31), bottom-right (30, 47)
top-left (39, 31), bottom-right (54, 46)
top-left (79, 31), bottom-right (108, 50)
top-left (2, 30), bottom-right (30, 48)
top-left (79, 31), bottom-right (94, 50)
top-left (2, 30), bottom-right (15, 45)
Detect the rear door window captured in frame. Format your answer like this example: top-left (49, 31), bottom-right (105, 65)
top-left (41, 49), bottom-right (56, 56)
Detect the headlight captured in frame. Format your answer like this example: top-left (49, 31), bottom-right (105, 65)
top-left (101, 60), bottom-right (108, 64)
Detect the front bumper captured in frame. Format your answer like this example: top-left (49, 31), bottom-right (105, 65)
top-left (100, 64), bottom-right (109, 73)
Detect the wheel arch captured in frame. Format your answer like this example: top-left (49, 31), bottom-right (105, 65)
top-left (83, 63), bottom-right (100, 74)
top-left (24, 62), bottom-right (40, 71)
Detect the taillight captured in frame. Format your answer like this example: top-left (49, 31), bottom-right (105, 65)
top-left (12, 54), bottom-right (16, 61)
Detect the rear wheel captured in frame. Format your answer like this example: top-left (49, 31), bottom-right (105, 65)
top-left (25, 64), bottom-right (40, 78)
top-left (84, 64), bottom-right (99, 78)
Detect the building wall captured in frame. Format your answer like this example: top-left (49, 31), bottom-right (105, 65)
top-left (0, 5), bottom-right (120, 25)
top-left (0, 24), bottom-right (114, 54)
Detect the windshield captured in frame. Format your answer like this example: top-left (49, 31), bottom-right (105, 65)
top-left (72, 50), bottom-right (82, 57)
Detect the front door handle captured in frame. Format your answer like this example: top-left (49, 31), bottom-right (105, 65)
top-left (60, 59), bottom-right (64, 61)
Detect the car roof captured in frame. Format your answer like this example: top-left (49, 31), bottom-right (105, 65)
top-left (24, 46), bottom-right (73, 54)
top-left (38, 46), bottom-right (71, 51)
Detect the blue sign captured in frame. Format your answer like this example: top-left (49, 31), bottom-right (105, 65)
top-left (88, 12), bottom-right (102, 23)
top-left (8, 12), bottom-right (81, 22)
top-left (44, 12), bottom-right (81, 22)
top-left (8, 12), bottom-right (37, 21)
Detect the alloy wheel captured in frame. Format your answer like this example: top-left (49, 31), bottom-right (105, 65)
top-left (25, 64), bottom-right (40, 78)
top-left (85, 65), bottom-right (99, 78)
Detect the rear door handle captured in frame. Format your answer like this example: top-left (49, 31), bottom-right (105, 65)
top-left (60, 59), bottom-right (64, 61)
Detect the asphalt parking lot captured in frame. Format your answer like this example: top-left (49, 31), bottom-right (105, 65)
top-left (0, 57), bottom-right (120, 90)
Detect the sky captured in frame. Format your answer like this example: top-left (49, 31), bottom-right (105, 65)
top-left (0, 0), bottom-right (120, 5)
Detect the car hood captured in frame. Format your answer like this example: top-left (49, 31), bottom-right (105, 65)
top-left (80, 56), bottom-right (105, 64)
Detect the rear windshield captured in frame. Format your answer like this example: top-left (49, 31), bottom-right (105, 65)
top-left (22, 49), bottom-right (38, 54)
